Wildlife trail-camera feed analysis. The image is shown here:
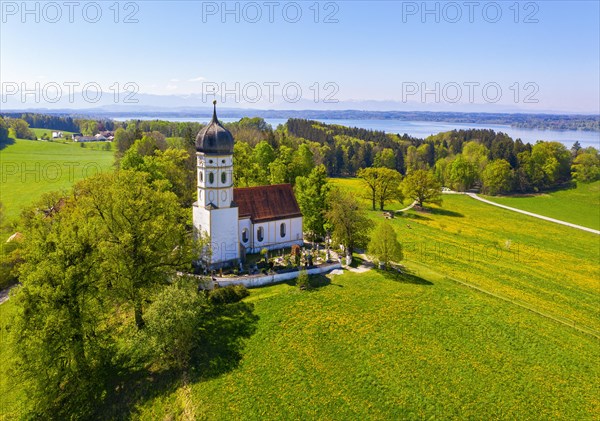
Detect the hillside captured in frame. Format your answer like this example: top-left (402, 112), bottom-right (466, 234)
top-left (0, 139), bottom-right (114, 221)
top-left (482, 181), bottom-right (600, 230)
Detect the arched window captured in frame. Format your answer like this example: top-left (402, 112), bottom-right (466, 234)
top-left (257, 226), bottom-right (264, 242)
top-left (208, 172), bottom-right (214, 184)
top-left (221, 172), bottom-right (227, 184)
top-left (199, 172), bottom-right (203, 182)
top-left (280, 223), bottom-right (286, 238)
top-left (242, 228), bottom-right (249, 243)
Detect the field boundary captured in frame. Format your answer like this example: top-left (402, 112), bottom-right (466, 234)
top-left (467, 193), bottom-right (600, 235)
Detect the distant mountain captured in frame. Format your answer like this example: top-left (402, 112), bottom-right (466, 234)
top-left (2, 90), bottom-right (598, 115)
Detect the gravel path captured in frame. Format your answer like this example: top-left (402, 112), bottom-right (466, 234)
top-left (467, 193), bottom-right (600, 235)
top-left (397, 201), bottom-right (418, 213)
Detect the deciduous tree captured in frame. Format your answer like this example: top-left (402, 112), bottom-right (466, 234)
top-left (295, 165), bottom-right (331, 241)
top-left (325, 188), bottom-right (373, 263)
top-left (402, 170), bottom-right (442, 207)
top-left (482, 159), bottom-right (513, 195)
top-left (367, 221), bottom-right (403, 269)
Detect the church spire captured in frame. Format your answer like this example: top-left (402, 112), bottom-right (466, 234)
top-left (212, 99), bottom-right (218, 123)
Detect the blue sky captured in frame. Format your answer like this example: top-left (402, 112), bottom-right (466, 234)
top-left (1, 1), bottom-right (599, 113)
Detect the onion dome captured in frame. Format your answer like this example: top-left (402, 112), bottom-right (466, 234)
top-left (195, 100), bottom-right (234, 154)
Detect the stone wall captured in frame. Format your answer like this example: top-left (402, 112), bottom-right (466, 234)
top-left (212, 262), bottom-right (342, 289)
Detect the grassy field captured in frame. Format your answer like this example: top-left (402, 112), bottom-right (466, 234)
top-left (30, 128), bottom-right (77, 140)
top-left (0, 138), bottom-right (114, 222)
top-left (0, 177), bottom-right (598, 419)
top-left (1, 268), bottom-right (598, 419)
top-left (482, 181), bottom-right (600, 230)
top-left (332, 178), bottom-right (600, 333)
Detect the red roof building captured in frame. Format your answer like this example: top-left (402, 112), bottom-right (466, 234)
top-left (234, 184), bottom-right (302, 223)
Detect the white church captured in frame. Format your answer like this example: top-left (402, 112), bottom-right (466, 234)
top-left (192, 103), bottom-right (304, 269)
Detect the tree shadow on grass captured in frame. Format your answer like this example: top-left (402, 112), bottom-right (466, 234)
top-left (396, 212), bottom-right (432, 221)
top-left (426, 208), bottom-right (464, 218)
top-left (376, 268), bottom-right (434, 286)
top-left (95, 301), bottom-right (259, 419)
top-left (0, 137), bottom-right (15, 151)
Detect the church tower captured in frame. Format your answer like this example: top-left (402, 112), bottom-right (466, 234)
top-left (192, 101), bottom-right (239, 268)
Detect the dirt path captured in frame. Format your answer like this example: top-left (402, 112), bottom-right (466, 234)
top-left (397, 201), bottom-right (418, 213)
top-left (467, 193), bottom-right (600, 235)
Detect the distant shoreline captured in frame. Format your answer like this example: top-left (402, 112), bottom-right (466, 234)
top-left (3, 109), bottom-right (599, 132)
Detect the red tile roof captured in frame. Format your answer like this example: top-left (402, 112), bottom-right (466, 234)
top-left (234, 184), bottom-right (302, 223)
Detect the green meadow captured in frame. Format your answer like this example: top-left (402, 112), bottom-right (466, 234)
top-left (482, 181), bottom-right (600, 230)
top-left (30, 128), bottom-right (77, 140)
top-left (0, 139), bottom-right (114, 222)
top-left (0, 172), bottom-right (598, 419)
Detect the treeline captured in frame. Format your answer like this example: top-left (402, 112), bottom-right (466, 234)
top-left (2, 113), bottom-right (81, 132)
top-left (114, 117), bottom-right (600, 196)
top-left (287, 119), bottom-right (599, 193)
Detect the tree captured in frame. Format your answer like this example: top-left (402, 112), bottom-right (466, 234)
top-left (121, 147), bottom-right (194, 206)
top-left (357, 167), bottom-right (380, 210)
top-left (233, 141), bottom-right (256, 187)
top-left (482, 159), bottom-right (513, 195)
top-left (446, 154), bottom-right (477, 191)
top-left (11, 193), bottom-right (112, 419)
top-left (374, 148), bottom-right (396, 169)
top-left (290, 143), bottom-right (315, 180)
top-left (141, 279), bottom-right (207, 371)
top-left (367, 221), bottom-right (403, 269)
top-left (405, 145), bottom-right (423, 173)
top-left (572, 148), bottom-right (600, 183)
top-left (325, 188), bottom-right (373, 263)
top-left (76, 170), bottom-right (196, 329)
top-left (376, 168), bottom-right (403, 211)
top-left (295, 165), bottom-right (331, 241)
top-left (402, 170), bottom-right (442, 207)
top-left (525, 141), bottom-right (571, 190)
top-left (9, 118), bottom-right (35, 139)
top-left (0, 117), bottom-right (10, 143)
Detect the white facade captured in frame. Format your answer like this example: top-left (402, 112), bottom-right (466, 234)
top-left (193, 152), bottom-right (240, 268)
top-left (239, 216), bottom-right (303, 254)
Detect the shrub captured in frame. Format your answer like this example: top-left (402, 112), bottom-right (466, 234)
top-left (297, 270), bottom-right (310, 290)
top-left (209, 284), bottom-right (249, 305)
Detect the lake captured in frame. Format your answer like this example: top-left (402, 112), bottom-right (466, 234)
top-left (114, 116), bottom-right (600, 148)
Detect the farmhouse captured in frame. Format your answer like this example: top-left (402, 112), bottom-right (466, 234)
top-left (192, 102), bottom-right (303, 269)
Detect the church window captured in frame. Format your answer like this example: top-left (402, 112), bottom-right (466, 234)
top-left (208, 172), bottom-right (214, 184)
top-left (209, 159), bottom-right (213, 164)
top-left (222, 159), bottom-right (226, 164)
top-left (257, 227), bottom-right (264, 242)
top-left (221, 172), bottom-right (227, 184)
top-left (242, 228), bottom-right (249, 243)
top-left (199, 172), bottom-right (203, 182)
top-left (280, 223), bottom-right (286, 238)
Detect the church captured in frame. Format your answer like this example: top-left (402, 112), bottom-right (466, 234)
top-left (192, 103), bottom-right (304, 269)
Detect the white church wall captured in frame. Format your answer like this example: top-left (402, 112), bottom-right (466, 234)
top-left (192, 203), bottom-right (211, 235)
top-left (209, 207), bottom-right (239, 265)
top-left (238, 217), bottom-right (252, 251)
top-left (245, 217), bottom-right (303, 254)
top-left (290, 217), bottom-right (303, 242)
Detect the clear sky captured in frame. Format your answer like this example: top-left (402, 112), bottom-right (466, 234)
top-left (1, 1), bottom-right (599, 113)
